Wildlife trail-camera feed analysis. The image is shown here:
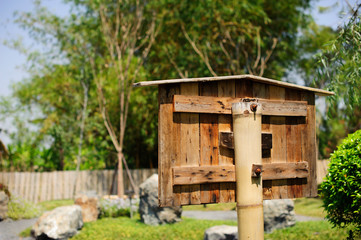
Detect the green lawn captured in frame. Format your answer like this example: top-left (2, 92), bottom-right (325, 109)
top-left (182, 202), bottom-right (236, 211)
top-left (183, 197), bottom-right (326, 218)
top-left (294, 197), bottom-right (326, 218)
top-left (38, 199), bottom-right (74, 211)
top-left (20, 197), bottom-right (353, 239)
top-left (69, 215), bottom-right (351, 240)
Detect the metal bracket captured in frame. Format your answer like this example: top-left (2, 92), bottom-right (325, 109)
top-left (251, 164), bottom-right (263, 178)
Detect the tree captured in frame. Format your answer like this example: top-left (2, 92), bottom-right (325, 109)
top-left (84, 0), bottom-right (158, 196)
top-left (147, 0), bottom-right (313, 80)
top-left (4, 0), bottom-right (324, 179)
top-left (313, 4), bottom-right (361, 158)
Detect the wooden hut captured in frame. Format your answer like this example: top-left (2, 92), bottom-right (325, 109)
top-left (135, 75), bottom-right (334, 207)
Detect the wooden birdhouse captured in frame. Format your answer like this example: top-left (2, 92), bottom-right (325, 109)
top-left (134, 75), bottom-right (334, 207)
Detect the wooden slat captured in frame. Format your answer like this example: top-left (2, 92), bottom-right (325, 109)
top-left (173, 162), bottom-right (308, 185)
top-left (218, 80), bottom-right (235, 203)
top-left (286, 89), bottom-right (304, 198)
top-left (301, 91), bottom-right (317, 197)
top-left (159, 84), bottom-right (180, 207)
top-left (270, 86), bottom-right (288, 199)
top-left (199, 82), bottom-right (219, 204)
top-left (219, 132), bottom-right (272, 150)
top-left (35, 172), bottom-right (40, 203)
top-left (173, 166), bottom-right (235, 185)
top-left (40, 172), bottom-right (47, 202)
top-left (253, 83), bottom-right (272, 199)
top-left (255, 162), bottom-right (309, 180)
top-left (173, 95), bottom-right (307, 116)
top-left (179, 83), bottom-right (200, 205)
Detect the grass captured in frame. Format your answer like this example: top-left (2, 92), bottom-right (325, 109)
top-left (38, 199), bottom-right (74, 211)
top-left (182, 202), bottom-right (236, 211)
top-left (294, 197), bottom-right (326, 218)
top-left (20, 197), bottom-right (355, 239)
top-left (183, 197), bottom-right (326, 218)
top-left (265, 221), bottom-right (351, 240)
top-left (73, 215), bottom-right (236, 240)
top-left (69, 215), bottom-right (351, 240)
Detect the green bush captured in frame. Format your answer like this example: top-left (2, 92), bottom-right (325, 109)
top-left (320, 129), bottom-right (361, 239)
top-left (99, 198), bottom-right (130, 218)
top-left (7, 196), bottom-right (42, 220)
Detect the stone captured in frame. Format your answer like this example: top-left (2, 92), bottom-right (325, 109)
top-left (263, 199), bottom-right (296, 233)
top-left (0, 191), bottom-right (9, 221)
top-left (75, 194), bottom-right (100, 222)
top-left (139, 174), bottom-right (182, 225)
top-left (32, 205), bottom-right (83, 240)
top-left (204, 225), bottom-right (238, 240)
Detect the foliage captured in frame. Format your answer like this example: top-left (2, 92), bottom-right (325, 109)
top-left (3, 0), bottom-right (323, 171)
top-left (320, 130), bottom-right (361, 239)
top-left (313, 11), bottom-right (361, 158)
top-left (7, 196), bottom-right (43, 220)
top-left (148, 0), bottom-right (313, 80)
top-left (99, 198), bottom-right (131, 218)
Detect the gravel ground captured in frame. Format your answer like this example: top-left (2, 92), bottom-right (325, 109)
top-left (0, 218), bottom-right (37, 240)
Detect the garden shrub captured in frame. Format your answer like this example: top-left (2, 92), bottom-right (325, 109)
top-left (99, 198), bottom-right (130, 218)
top-left (320, 129), bottom-right (361, 239)
top-left (7, 196), bottom-right (42, 220)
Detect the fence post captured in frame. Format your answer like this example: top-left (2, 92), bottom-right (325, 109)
top-left (232, 101), bottom-right (264, 240)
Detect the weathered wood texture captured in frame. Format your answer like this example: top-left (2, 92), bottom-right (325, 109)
top-left (158, 78), bottom-right (318, 207)
top-left (173, 95), bottom-right (307, 116)
top-left (173, 162), bottom-right (308, 185)
top-left (0, 168), bottom-right (157, 203)
top-left (218, 80), bottom-right (236, 203)
top-left (158, 84), bottom-right (180, 206)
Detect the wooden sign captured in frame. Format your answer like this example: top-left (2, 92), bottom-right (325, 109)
top-left (135, 75), bottom-right (334, 207)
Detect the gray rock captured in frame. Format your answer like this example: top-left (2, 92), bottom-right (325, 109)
top-left (139, 174), bottom-right (182, 225)
top-left (0, 191), bottom-right (9, 221)
top-left (204, 225), bottom-right (238, 240)
top-left (263, 199), bottom-right (295, 233)
top-left (32, 205), bottom-right (83, 240)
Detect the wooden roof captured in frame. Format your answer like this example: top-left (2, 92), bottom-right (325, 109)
top-left (133, 74), bottom-right (334, 96)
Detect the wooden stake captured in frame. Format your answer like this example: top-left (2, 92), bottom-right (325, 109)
top-left (232, 101), bottom-right (264, 240)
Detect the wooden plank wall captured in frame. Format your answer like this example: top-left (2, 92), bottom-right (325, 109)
top-left (158, 78), bottom-right (318, 206)
top-left (0, 168), bottom-right (157, 203)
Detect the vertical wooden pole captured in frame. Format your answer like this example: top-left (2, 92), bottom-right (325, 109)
top-left (232, 101), bottom-right (263, 240)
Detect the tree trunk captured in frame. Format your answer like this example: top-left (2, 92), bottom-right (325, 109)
top-left (117, 151), bottom-right (124, 197)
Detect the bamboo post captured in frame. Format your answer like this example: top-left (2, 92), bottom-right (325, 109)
top-left (232, 101), bottom-right (264, 240)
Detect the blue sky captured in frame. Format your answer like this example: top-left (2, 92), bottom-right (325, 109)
top-left (0, 0), bottom-right (358, 144)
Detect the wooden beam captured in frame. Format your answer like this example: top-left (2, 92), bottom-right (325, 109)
top-left (173, 162), bottom-right (309, 185)
top-left (173, 95), bottom-right (307, 117)
top-left (219, 132), bottom-right (272, 150)
top-left (173, 166), bottom-right (235, 185)
top-left (253, 162), bottom-right (309, 180)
